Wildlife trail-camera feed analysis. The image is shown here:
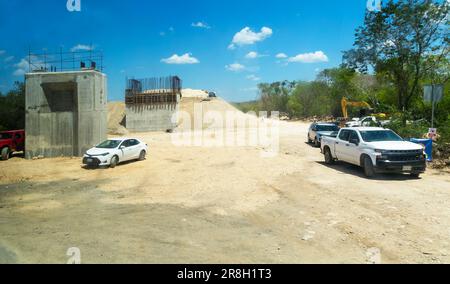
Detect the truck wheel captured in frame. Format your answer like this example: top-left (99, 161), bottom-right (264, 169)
top-left (324, 148), bottom-right (334, 165)
top-left (138, 150), bottom-right (146, 161)
top-left (363, 156), bottom-right (375, 178)
top-left (314, 138), bottom-right (320, 148)
top-left (410, 173), bottom-right (420, 179)
top-left (110, 156), bottom-right (119, 168)
top-left (1, 147), bottom-right (10, 161)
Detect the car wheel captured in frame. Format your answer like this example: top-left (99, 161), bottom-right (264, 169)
top-left (138, 150), bottom-right (146, 161)
top-left (110, 156), bottom-right (119, 168)
top-left (363, 156), bottom-right (375, 178)
top-left (1, 147), bottom-right (10, 161)
top-left (324, 148), bottom-right (334, 165)
top-left (410, 173), bottom-right (420, 179)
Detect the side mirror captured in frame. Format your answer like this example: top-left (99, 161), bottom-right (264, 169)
top-left (350, 138), bottom-right (359, 145)
top-left (120, 146), bottom-right (125, 149)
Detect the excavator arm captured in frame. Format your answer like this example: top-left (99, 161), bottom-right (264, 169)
top-left (341, 97), bottom-right (372, 119)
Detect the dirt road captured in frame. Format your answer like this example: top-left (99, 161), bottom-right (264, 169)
top-left (1, 103), bottom-right (450, 263)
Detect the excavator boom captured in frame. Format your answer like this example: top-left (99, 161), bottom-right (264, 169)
top-left (341, 97), bottom-right (371, 119)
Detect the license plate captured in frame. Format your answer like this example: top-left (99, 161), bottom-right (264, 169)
top-left (87, 158), bottom-right (93, 163)
top-left (403, 166), bottom-right (412, 171)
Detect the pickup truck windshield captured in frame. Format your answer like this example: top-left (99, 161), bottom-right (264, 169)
top-left (96, 140), bottom-right (122, 149)
top-left (0, 133), bottom-right (13, 140)
top-left (317, 125), bottom-right (339, 132)
top-left (360, 130), bottom-right (403, 142)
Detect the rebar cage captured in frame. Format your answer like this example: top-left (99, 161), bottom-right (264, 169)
top-left (125, 76), bottom-right (182, 105)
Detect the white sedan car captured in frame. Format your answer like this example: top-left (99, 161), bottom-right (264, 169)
top-left (83, 138), bottom-right (148, 168)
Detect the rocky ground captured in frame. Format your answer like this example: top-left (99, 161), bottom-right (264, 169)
top-left (1, 99), bottom-right (449, 264)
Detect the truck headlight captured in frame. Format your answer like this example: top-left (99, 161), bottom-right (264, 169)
top-left (375, 149), bottom-right (389, 160)
top-left (100, 153), bottom-right (110, 156)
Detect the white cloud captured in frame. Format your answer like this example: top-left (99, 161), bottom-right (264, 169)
top-left (245, 51), bottom-right (259, 59)
top-left (192, 22), bottom-right (211, 29)
top-left (13, 69), bottom-right (26, 76)
top-left (161, 53), bottom-right (199, 64)
top-left (4, 56), bottom-right (14, 62)
top-left (13, 58), bottom-right (30, 76)
top-left (225, 63), bottom-right (245, 72)
top-left (71, 44), bottom-right (94, 52)
top-left (13, 56), bottom-right (46, 76)
top-left (276, 53), bottom-right (288, 59)
top-left (288, 51), bottom-right (329, 63)
top-left (246, 74), bottom-right (261, 81)
top-left (228, 26), bottom-right (273, 49)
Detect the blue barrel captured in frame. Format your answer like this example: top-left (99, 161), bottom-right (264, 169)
top-left (410, 138), bottom-right (433, 162)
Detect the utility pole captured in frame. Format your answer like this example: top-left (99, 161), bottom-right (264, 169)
top-left (431, 84), bottom-right (435, 129)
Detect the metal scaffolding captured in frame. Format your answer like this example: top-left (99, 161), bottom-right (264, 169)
top-left (27, 47), bottom-right (104, 73)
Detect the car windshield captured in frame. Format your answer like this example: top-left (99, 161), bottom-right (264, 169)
top-left (96, 140), bottom-right (122, 149)
top-left (0, 133), bottom-right (12, 140)
top-left (316, 125), bottom-right (339, 132)
top-left (360, 130), bottom-right (403, 142)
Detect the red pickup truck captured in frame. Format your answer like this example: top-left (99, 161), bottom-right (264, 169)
top-left (0, 130), bottom-right (25, 160)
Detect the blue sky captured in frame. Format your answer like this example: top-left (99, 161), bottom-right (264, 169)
top-left (0, 0), bottom-right (368, 102)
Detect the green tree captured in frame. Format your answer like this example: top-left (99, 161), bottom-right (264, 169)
top-left (288, 81), bottom-right (332, 118)
top-left (257, 80), bottom-right (296, 114)
top-left (0, 82), bottom-right (26, 131)
top-left (317, 67), bottom-right (360, 117)
top-left (343, 0), bottom-right (449, 111)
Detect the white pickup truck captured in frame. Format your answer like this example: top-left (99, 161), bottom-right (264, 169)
top-left (321, 127), bottom-right (427, 178)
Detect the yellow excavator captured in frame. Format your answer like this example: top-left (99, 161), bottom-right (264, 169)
top-left (340, 97), bottom-right (388, 127)
top-left (341, 97), bottom-right (372, 120)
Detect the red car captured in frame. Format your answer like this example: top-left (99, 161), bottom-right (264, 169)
top-left (0, 130), bottom-right (25, 160)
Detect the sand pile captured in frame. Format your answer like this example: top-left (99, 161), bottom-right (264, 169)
top-left (107, 102), bottom-right (128, 135)
top-left (107, 96), bottom-right (256, 134)
top-left (181, 89), bottom-right (209, 99)
top-left (177, 97), bottom-right (260, 131)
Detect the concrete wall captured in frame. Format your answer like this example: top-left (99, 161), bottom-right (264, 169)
top-left (126, 96), bottom-right (180, 132)
top-left (25, 71), bottom-right (107, 159)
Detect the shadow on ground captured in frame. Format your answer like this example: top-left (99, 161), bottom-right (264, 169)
top-left (81, 158), bottom-right (147, 171)
top-left (316, 161), bottom-right (421, 181)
